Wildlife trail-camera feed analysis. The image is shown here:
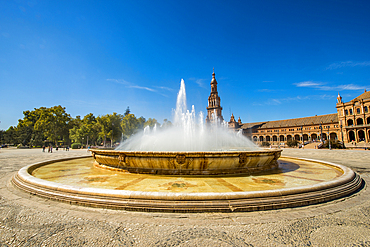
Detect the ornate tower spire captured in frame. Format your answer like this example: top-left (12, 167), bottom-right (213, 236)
top-left (337, 92), bottom-right (342, 104)
top-left (206, 69), bottom-right (223, 123)
top-left (211, 67), bottom-right (217, 93)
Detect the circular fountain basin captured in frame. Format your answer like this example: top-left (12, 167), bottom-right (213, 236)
top-left (90, 149), bottom-right (282, 175)
top-left (12, 155), bottom-right (363, 212)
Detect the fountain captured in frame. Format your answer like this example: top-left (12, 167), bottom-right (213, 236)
top-left (91, 79), bottom-right (281, 175)
top-left (11, 78), bottom-right (363, 212)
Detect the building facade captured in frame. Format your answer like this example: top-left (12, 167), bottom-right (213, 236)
top-left (336, 91), bottom-right (370, 143)
top-left (206, 71), bottom-right (370, 145)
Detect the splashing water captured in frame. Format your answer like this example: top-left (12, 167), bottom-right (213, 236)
top-left (116, 79), bottom-right (258, 151)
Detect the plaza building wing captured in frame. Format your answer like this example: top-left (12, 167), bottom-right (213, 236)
top-left (205, 71), bottom-right (369, 145)
top-left (238, 114), bottom-right (340, 144)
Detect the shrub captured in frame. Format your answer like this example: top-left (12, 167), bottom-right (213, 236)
top-left (261, 141), bottom-right (270, 147)
top-left (71, 143), bottom-right (82, 149)
top-left (286, 139), bottom-right (299, 147)
top-left (322, 140), bottom-right (345, 149)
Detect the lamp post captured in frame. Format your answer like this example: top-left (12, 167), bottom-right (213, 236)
top-left (111, 123), bottom-right (114, 148)
top-left (328, 125), bottom-right (331, 150)
top-left (320, 123), bottom-right (323, 143)
top-left (301, 125), bottom-right (303, 144)
top-left (340, 122), bottom-right (344, 143)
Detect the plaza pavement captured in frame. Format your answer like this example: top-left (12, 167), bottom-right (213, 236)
top-left (0, 147), bottom-right (370, 246)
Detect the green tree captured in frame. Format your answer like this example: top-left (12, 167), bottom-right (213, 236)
top-left (34, 105), bottom-right (71, 145)
top-left (124, 106), bottom-right (130, 116)
top-left (9, 107), bottom-right (46, 146)
top-left (97, 113), bottom-right (123, 147)
top-left (69, 114), bottom-right (100, 146)
top-left (144, 118), bottom-right (159, 128)
top-left (3, 126), bottom-right (16, 145)
top-left (121, 114), bottom-right (145, 139)
top-left (82, 113), bottom-right (100, 146)
top-left (161, 119), bottom-right (172, 128)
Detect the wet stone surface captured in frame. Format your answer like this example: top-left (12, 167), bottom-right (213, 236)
top-left (1, 148), bottom-right (370, 246)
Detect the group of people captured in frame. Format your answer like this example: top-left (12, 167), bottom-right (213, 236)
top-left (42, 145), bottom-right (69, 152)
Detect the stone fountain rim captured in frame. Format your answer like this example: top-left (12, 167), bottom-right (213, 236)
top-left (13, 155), bottom-right (356, 201)
top-left (90, 148), bottom-right (282, 155)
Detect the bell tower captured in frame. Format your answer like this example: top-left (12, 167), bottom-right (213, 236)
top-left (206, 68), bottom-right (223, 123)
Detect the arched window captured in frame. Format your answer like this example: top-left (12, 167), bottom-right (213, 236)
top-left (272, 135), bottom-right (277, 142)
top-left (365, 106), bottom-right (368, 113)
top-left (348, 131), bottom-right (355, 142)
top-left (357, 118), bottom-right (364, 125)
top-left (358, 130), bottom-right (365, 142)
top-left (347, 119), bottom-right (354, 126)
top-left (357, 108), bottom-right (361, 114)
top-left (266, 136), bottom-right (271, 142)
top-left (367, 117), bottom-right (370, 125)
top-left (259, 136), bottom-right (264, 142)
top-left (253, 136), bottom-right (257, 142)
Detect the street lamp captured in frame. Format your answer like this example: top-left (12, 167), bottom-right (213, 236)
top-left (320, 123), bottom-right (323, 143)
top-left (328, 126), bottom-right (331, 150)
top-left (301, 125), bottom-right (303, 144)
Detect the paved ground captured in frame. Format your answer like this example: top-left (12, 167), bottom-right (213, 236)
top-left (1, 148), bottom-right (370, 246)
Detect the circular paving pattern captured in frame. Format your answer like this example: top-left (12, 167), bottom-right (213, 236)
top-left (12, 156), bottom-right (363, 212)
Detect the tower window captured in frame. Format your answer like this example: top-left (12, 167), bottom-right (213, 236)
top-left (349, 109), bottom-right (353, 115)
top-left (365, 106), bottom-right (368, 113)
top-left (345, 110), bottom-right (348, 115)
top-left (357, 108), bottom-right (360, 114)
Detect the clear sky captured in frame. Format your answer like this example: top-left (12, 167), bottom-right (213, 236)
top-left (1, 0), bottom-right (370, 130)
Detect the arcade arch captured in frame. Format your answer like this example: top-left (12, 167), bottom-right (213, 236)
top-left (358, 130), bottom-right (365, 142)
top-left (302, 134), bottom-right (308, 141)
top-left (357, 118), bottom-right (364, 125)
top-left (311, 133), bottom-right (318, 141)
top-left (330, 132), bottom-right (337, 140)
top-left (348, 131), bottom-right (355, 142)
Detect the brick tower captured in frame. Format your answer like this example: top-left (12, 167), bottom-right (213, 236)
top-left (206, 69), bottom-right (223, 123)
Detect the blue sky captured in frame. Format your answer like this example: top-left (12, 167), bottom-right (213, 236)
top-left (1, 0), bottom-right (370, 130)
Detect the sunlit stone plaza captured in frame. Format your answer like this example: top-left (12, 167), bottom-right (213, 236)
top-left (1, 148), bottom-right (370, 246)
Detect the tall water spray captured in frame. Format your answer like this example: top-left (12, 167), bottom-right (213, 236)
top-left (116, 79), bottom-right (258, 151)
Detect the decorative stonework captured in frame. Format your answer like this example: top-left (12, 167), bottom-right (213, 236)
top-left (119, 153), bottom-right (126, 164)
top-left (176, 154), bottom-right (186, 164)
